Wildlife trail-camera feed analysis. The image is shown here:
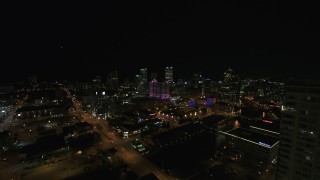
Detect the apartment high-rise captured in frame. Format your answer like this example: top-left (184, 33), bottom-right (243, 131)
top-left (277, 80), bottom-right (320, 180)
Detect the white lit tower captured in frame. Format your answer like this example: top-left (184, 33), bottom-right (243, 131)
top-left (165, 67), bottom-right (173, 84)
top-left (140, 68), bottom-right (148, 84)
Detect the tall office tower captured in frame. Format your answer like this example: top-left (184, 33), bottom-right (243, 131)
top-left (134, 74), bottom-right (145, 97)
top-left (93, 75), bottom-right (102, 89)
top-left (149, 79), bottom-right (159, 98)
top-left (202, 79), bottom-right (211, 97)
top-left (221, 68), bottom-right (240, 102)
top-left (190, 72), bottom-right (203, 88)
top-left (202, 79), bottom-right (218, 98)
top-left (165, 67), bottom-right (173, 83)
top-left (135, 69), bottom-right (148, 97)
top-left (277, 80), bottom-right (320, 180)
top-left (224, 68), bottom-right (234, 83)
top-left (106, 71), bottom-right (118, 89)
top-left (140, 68), bottom-right (148, 84)
top-left (28, 75), bottom-right (37, 85)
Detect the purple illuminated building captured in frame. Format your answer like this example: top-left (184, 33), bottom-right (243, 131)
top-left (149, 79), bottom-right (170, 99)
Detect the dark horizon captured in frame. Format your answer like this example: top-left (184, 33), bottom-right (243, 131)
top-left (2, 1), bottom-right (319, 83)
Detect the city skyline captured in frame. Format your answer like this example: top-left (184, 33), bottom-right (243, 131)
top-left (2, 1), bottom-right (318, 83)
top-left (1, 64), bottom-right (317, 84)
top-left (2, 2), bottom-right (320, 179)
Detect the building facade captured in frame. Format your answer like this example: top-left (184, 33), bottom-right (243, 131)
top-left (277, 80), bottom-right (320, 180)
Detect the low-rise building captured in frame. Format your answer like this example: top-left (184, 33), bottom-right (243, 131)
top-left (221, 127), bottom-right (279, 165)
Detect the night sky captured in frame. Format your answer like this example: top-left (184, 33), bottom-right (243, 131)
top-left (2, 1), bottom-right (319, 83)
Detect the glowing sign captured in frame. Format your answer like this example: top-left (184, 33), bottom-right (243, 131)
top-left (263, 120), bottom-right (273, 124)
top-left (205, 97), bottom-right (216, 106)
top-left (189, 100), bottom-right (196, 107)
top-left (259, 142), bottom-right (270, 147)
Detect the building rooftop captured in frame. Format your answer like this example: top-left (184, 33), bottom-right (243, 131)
top-left (153, 124), bottom-right (205, 146)
top-left (226, 128), bottom-right (279, 147)
top-left (249, 120), bottom-right (280, 133)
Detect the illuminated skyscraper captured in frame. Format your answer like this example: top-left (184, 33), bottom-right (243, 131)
top-left (140, 68), bottom-right (148, 84)
top-left (224, 68), bottom-right (233, 83)
top-left (135, 68), bottom-right (148, 97)
top-left (149, 79), bottom-right (170, 99)
top-left (149, 79), bottom-right (159, 98)
top-left (165, 67), bottom-right (173, 84)
top-left (277, 80), bottom-right (320, 180)
top-left (221, 68), bottom-right (240, 102)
